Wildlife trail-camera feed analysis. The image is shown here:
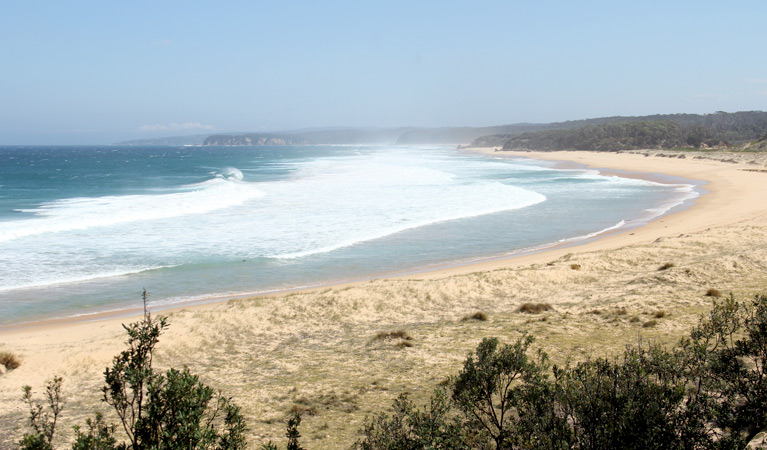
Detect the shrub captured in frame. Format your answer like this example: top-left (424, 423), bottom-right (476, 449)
top-left (705, 288), bottom-right (723, 297)
top-left (373, 331), bottom-right (412, 342)
top-left (360, 294), bottom-right (767, 449)
top-left (451, 335), bottom-right (553, 449)
top-left (0, 350), bottom-right (21, 370)
top-left (654, 310), bottom-right (667, 318)
top-left (517, 303), bottom-right (552, 314)
top-left (461, 312), bottom-right (488, 322)
top-left (19, 290), bottom-right (247, 450)
top-left (18, 376), bottom-right (63, 450)
top-left (72, 413), bottom-right (116, 450)
top-left (658, 262), bottom-right (675, 271)
top-left (643, 320), bottom-right (658, 328)
top-left (570, 263), bottom-right (581, 271)
top-left (355, 390), bottom-right (469, 450)
top-left (262, 413), bottom-right (305, 450)
top-left (100, 310), bottom-right (247, 450)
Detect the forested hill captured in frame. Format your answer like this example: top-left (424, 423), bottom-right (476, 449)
top-left (202, 125), bottom-right (556, 146)
top-left (471, 111), bottom-right (767, 151)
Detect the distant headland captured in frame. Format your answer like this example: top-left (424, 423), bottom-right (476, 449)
top-left (115, 111), bottom-right (767, 151)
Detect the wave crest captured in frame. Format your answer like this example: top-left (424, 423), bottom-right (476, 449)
top-left (0, 178), bottom-right (264, 242)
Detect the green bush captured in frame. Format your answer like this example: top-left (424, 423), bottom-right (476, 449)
top-left (18, 376), bottom-right (63, 450)
top-left (358, 294), bottom-right (767, 449)
top-left (19, 290), bottom-right (247, 450)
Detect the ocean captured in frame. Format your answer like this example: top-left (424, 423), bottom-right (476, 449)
top-left (0, 145), bottom-right (699, 325)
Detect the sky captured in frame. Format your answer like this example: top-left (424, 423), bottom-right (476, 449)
top-left (1, 0), bottom-right (766, 144)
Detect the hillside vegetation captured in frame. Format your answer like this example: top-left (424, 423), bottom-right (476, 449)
top-left (472, 111), bottom-right (767, 151)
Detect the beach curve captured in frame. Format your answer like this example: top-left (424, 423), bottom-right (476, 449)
top-left (2, 149), bottom-right (767, 449)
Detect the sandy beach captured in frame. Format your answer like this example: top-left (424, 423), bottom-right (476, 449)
top-left (2, 149), bottom-right (767, 449)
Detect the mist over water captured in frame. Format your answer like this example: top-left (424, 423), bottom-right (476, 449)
top-left (0, 145), bottom-right (698, 324)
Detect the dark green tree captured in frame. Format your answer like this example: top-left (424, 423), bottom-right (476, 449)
top-left (450, 335), bottom-right (555, 450)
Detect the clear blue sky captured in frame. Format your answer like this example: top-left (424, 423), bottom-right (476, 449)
top-left (1, 0), bottom-right (766, 144)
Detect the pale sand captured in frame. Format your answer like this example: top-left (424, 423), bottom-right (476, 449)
top-left (2, 149), bottom-right (767, 449)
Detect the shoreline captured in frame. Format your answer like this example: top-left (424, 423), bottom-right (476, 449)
top-left (1, 149), bottom-right (706, 332)
top-left (0, 148), bottom-right (757, 332)
top-left (3, 149), bottom-right (767, 449)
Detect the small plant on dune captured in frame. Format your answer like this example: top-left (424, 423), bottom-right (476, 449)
top-left (461, 312), bottom-right (488, 322)
top-left (18, 376), bottom-right (63, 450)
top-left (71, 413), bottom-right (117, 450)
top-left (0, 350), bottom-right (21, 371)
top-left (658, 262), bottom-right (675, 271)
top-left (373, 331), bottom-right (412, 342)
top-left (654, 310), bottom-right (667, 318)
top-left (570, 263), bottom-right (582, 271)
top-left (262, 413), bottom-right (305, 450)
top-left (643, 319), bottom-right (658, 328)
top-left (706, 288), bottom-right (723, 297)
top-left (518, 303), bottom-right (552, 314)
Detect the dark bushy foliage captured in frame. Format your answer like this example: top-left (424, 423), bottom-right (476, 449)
top-left (355, 390), bottom-right (471, 450)
top-left (18, 290), bottom-right (247, 450)
top-left (71, 413), bottom-right (117, 450)
top-left (490, 111), bottom-right (767, 151)
top-left (359, 294), bottom-right (767, 450)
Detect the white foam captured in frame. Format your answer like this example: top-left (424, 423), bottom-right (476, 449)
top-left (557, 220), bottom-right (628, 244)
top-left (0, 147), bottom-right (699, 295)
top-left (248, 153), bottom-right (547, 259)
top-left (0, 264), bottom-right (175, 293)
top-left (0, 177), bottom-right (264, 242)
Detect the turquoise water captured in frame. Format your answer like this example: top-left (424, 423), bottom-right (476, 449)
top-left (0, 145), bottom-right (698, 325)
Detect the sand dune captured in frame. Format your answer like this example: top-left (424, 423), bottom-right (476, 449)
top-left (2, 149), bottom-right (767, 449)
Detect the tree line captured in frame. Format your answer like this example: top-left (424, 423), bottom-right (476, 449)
top-left (470, 111), bottom-right (767, 151)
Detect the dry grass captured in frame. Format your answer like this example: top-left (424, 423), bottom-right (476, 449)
top-left (658, 262), bottom-right (675, 271)
top-left (0, 351), bottom-right (21, 371)
top-left (570, 264), bottom-right (582, 271)
top-left (518, 303), bottom-right (553, 314)
top-left (654, 310), bottom-right (667, 319)
top-left (461, 312), bottom-right (488, 322)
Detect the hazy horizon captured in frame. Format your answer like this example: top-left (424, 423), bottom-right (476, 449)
top-left (2, 1), bottom-right (766, 145)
